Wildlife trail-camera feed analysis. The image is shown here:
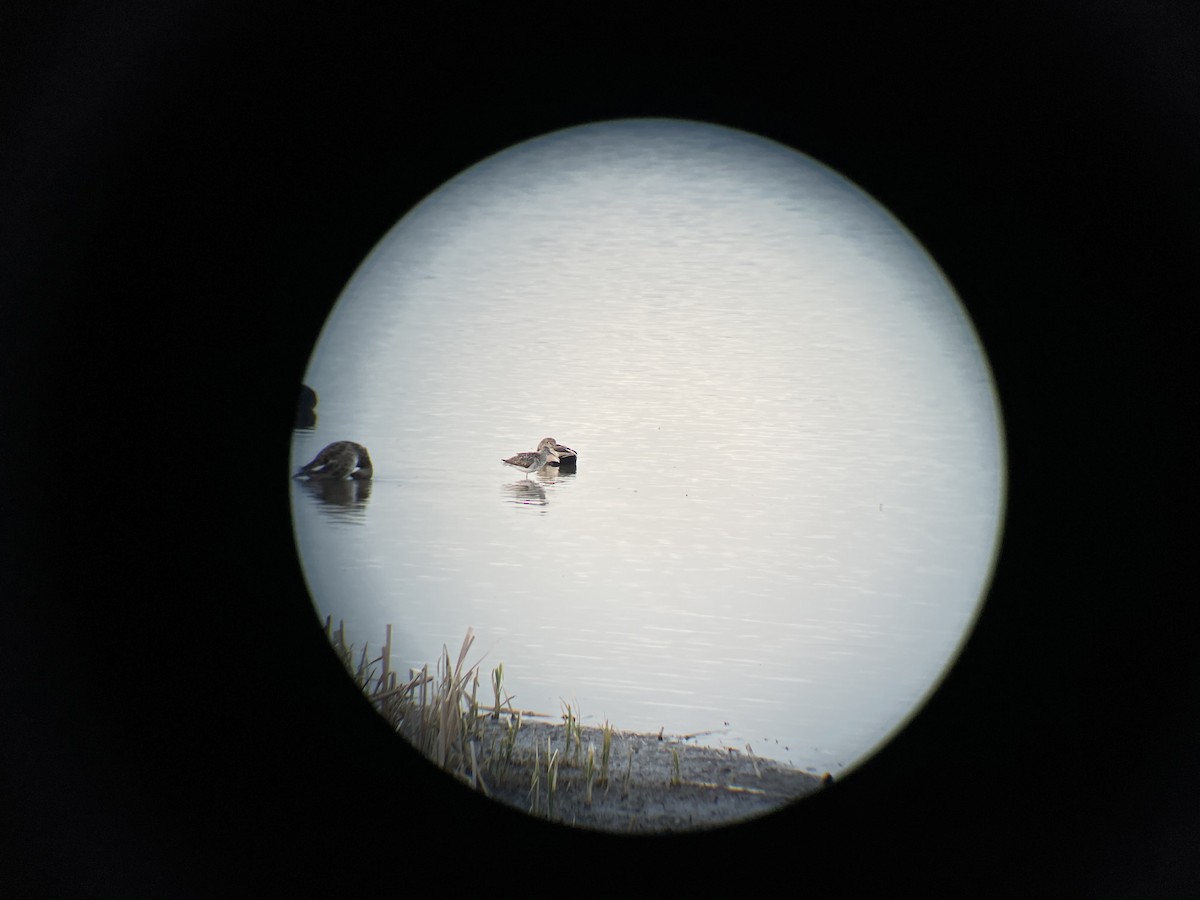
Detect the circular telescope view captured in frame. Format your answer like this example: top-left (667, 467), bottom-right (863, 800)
top-left (290, 118), bottom-right (1006, 833)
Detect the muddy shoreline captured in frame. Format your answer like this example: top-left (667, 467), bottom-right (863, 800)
top-left (457, 717), bottom-right (831, 833)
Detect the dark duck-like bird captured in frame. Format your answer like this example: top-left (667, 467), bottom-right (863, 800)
top-left (294, 441), bottom-right (373, 480)
top-left (542, 438), bottom-right (577, 472)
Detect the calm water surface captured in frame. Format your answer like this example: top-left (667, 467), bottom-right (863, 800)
top-left (291, 120), bottom-right (1005, 778)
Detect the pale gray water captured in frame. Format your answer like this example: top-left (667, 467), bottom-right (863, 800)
top-left (291, 119), bottom-right (1005, 780)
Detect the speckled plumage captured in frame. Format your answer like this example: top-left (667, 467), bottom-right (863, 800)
top-left (501, 438), bottom-right (561, 478)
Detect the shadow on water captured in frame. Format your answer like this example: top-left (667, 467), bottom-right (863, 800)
top-left (295, 477), bottom-right (373, 516)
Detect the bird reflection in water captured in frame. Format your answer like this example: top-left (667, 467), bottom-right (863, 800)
top-left (502, 479), bottom-right (548, 507)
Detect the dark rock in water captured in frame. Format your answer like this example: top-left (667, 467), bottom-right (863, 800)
top-left (295, 384), bottom-right (317, 429)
